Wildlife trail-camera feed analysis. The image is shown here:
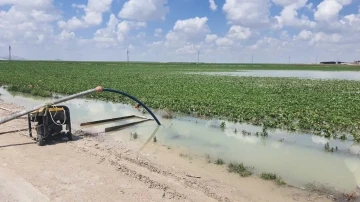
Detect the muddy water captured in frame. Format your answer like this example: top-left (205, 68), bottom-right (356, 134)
top-left (188, 70), bottom-right (360, 81)
top-left (1, 87), bottom-right (360, 193)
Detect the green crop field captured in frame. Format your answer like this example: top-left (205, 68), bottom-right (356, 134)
top-left (1, 60), bottom-right (360, 141)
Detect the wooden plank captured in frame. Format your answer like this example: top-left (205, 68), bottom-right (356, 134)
top-left (80, 115), bottom-right (150, 126)
top-left (104, 119), bottom-right (152, 133)
top-left (80, 115), bottom-right (136, 126)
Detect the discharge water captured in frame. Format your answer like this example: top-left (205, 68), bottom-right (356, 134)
top-left (0, 87), bottom-right (359, 193)
top-left (188, 70), bottom-right (360, 81)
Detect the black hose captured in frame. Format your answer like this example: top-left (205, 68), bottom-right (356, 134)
top-left (102, 88), bottom-right (161, 125)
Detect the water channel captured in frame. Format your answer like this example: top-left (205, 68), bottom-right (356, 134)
top-left (1, 87), bottom-right (359, 193)
top-left (188, 70), bottom-right (360, 81)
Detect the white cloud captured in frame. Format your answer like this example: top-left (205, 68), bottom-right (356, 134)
top-left (209, 0), bottom-right (217, 11)
top-left (117, 20), bottom-right (146, 42)
top-left (1, 0), bottom-right (360, 63)
top-left (118, 0), bottom-right (169, 21)
top-left (136, 32), bottom-right (146, 39)
top-left (314, 0), bottom-right (352, 22)
top-left (58, 30), bottom-right (75, 41)
top-left (310, 32), bottom-right (342, 44)
top-left (154, 28), bottom-right (163, 37)
top-left (306, 2), bottom-right (315, 11)
top-left (163, 16), bottom-right (212, 55)
top-left (0, 1), bottom-right (60, 46)
top-left (342, 13), bottom-right (360, 31)
top-left (0, 0), bottom-right (54, 9)
top-left (222, 0), bottom-right (272, 28)
top-left (165, 17), bottom-right (210, 47)
top-left (208, 25), bottom-right (252, 48)
top-left (274, 0), bottom-right (317, 29)
top-left (93, 14), bottom-right (119, 45)
top-left (227, 26), bottom-right (252, 40)
top-left (272, 0), bottom-right (300, 6)
top-left (58, 0), bottom-right (113, 30)
top-left (215, 37), bottom-right (234, 46)
top-left (205, 34), bottom-right (218, 43)
top-left (90, 13), bottom-right (147, 48)
top-left (176, 44), bottom-right (201, 54)
top-left (173, 17), bottom-right (210, 36)
top-left (72, 4), bottom-right (86, 9)
top-left (293, 30), bottom-right (343, 46)
top-left (295, 30), bottom-right (313, 40)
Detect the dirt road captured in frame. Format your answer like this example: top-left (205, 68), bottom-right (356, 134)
top-left (0, 100), bottom-right (339, 202)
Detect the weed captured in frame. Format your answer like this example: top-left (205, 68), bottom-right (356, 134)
top-left (179, 153), bottom-right (193, 160)
top-left (162, 110), bottom-right (173, 119)
top-left (215, 158), bottom-right (224, 165)
top-left (205, 154), bottom-right (211, 163)
top-left (324, 142), bottom-right (337, 152)
top-left (220, 121), bottom-right (226, 130)
top-left (260, 172), bottom-right (287, 186)
top-left (131, 132), bottom-right (138, 139)
top-left (242, 130), bottom-right (251, 136)
top-left (260, 173), bottom-right (277, 180)
top-left (227, 162), bottom-right (252, 177)
top-left (275, 178), bottom-right (287, 186)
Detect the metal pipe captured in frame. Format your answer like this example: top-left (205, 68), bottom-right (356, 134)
top-left (0, 86), bottom-right (103, 125)
top-left (0, 86), bottom-right (161, 127)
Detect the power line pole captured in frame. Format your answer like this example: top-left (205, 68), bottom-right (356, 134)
top-left (9, 45), bottom-right (11, 61)
top-left (126, 49), bottom-right (129, 63)
top-left (316, 56), bottom-right (318, 64)
top-left (197, 50), bottom-right (200, 64)
top-left (252, 54), bottom-right (253, 64)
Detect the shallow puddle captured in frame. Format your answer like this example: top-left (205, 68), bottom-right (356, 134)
top-left (1, 87), bottom-right (359, 193)
top-left (188, 70), bottom-right (360, 81)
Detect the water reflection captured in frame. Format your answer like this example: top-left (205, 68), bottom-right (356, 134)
top-left (188, 70), bottom-right (360, 81)
top-left (1, 87), bottom-right (360, 192)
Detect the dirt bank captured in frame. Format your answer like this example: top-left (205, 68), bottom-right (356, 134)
top-left (0, 100), bottom-right (349, 202)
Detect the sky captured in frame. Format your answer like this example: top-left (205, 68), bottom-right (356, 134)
top-left (0, 0), bottom-right (359, 63)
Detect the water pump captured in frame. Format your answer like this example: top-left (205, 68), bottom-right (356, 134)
top-left (28, 105), bottom-right (72, 146)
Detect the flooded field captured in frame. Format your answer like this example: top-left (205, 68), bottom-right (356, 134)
top-left (188, 70), bottom-right (360, 81)
top-left (1, 87), bottom-right (360, 193)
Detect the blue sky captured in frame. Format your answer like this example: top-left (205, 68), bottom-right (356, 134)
top-left (57, 0), bottom-right (230, 38)
top-left (0, 0), bottom-right (360, 63)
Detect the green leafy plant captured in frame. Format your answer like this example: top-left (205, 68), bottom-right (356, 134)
top-left (1, 61), bottom-right (360, 140)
